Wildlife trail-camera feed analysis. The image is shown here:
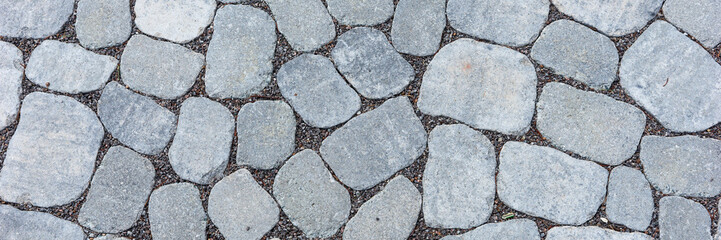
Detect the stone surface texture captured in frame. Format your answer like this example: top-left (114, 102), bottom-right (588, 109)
top-left (663, 0), bottom-right (721, 48)
top-left (236, 100), bottom-right (295, 170)
top-left (659, 196), bottom-right (712, 240)
top-left (0, 41), bottom-right (22, 131)
top-left (149, 183), bottom-right (207, 240)
top-left (551, 0), bottom-right (664, 36)
top-left (326, 0), bottom-right (394, 26)
top-left (0, 205), bottom-right (86, 239)
top-left (546, 226), bottom-right (653, 240)
top-left (605, 166), bottom-right (654, 231)
top-left (441, 219), bottom-right (540, 240)
top-left (391, 0), bottom-right (446, 56)
top-left (76, 0), bottom-right (132, 49)
top-left (265, 0), bottom-right (335, 52)
top-left (0, 0), bottom-right (74, 38)
top-left (133, 0), bottom-right (216, 43)
top-left (446, 0), bottom-right (549, 46)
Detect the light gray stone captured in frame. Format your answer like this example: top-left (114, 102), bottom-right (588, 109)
top-left (546, 226), bottom-right (653, 240)
top-left (265, 0), bottom-right (335, 51)
top-left (168, 97), bottom-right (234, 184)
top-left (134, 0), bottom-right (216, 43)
top-left (620, 21), bottom-right (721, 132)
top-left (551, 0), bottom-right (663, 36)
top-left (332, 27), bottom-right (414, 99)
top-left (343, 176), bottom-right (421, 240)
top-left (664, 0), bottom-right (721, 48)
top-left (326, 0), bottom-right (394, 26)
top-left (98, 81), bottom-right (177, 155)
top-left (149, 183), bottom-right (207, 240)
top-left (76, 0), bottom-right (132, 49)
top-left (440, 219), bottom-right (540, 240)
top-left (391, 0), bottom-right (446, 56)
top-left (418, 38), bottom-right (537, 135)
top-left (0, 0), bottom-right (74, 38)
top-left (497, 142), bottom-right (608, 225)
top-left (95, 235), bottom-right (129, 240)
top-left (26, 40), bottom-right (118, 94)
top-left (660, 196), bottom-right (712, 240)
top-left (320, 97), bottom-right (426, 190)
top-left (0, 92), bottom-right (103, 207)
top-left (605, 166), bottom-right (653, 231)
top-left (0, 205), bottom-right (85, 239)
top-left (447, 0), bottom-right (549, 46)
top-left (277, 54), bottom-right (360, 128)
top-left (236, 100), bottom-right (295, 170)
top-left (272, 150), bottom-right (350, 238)
top-left (0, 41), bottom-right (22, 131)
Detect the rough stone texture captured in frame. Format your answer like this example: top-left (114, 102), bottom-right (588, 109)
top-left (440, 219), bottom-right (540, 240)
top-left (423, 124), bottom-right (496, 229)
top-left (332, 27), bottom-right (414, 99)
top-left (664, 0), bottom-right (721, 48)
top-left (605, 166), bottom-right (654, 231)
top-left (277, 54), bottom-right (360, 128)
top-left (536, 82), bottom-right (646, 165)
top-left (0, 205), bottom-right (86, 239)
top-left (0, 92), bottom-right (103, 207)
top-left (0, 0), bottom-right (74, 38)
top-left (418, 38), bottom-right (537, 135)
top-left (205, 5), bottom-right (275, 99)
top-left (446, 0), bottom-right (549, 46)
top-left (546, 226), bottom-right (653, 240)
top-left (236, 100), bottom-right (295, 170)
top-left (76, 0), bottom-right (132, 49)
top-left (320, 97), bottom-right (426, 190)
top-left (98, 81), bottom-right (177, 155)
top-left (265, 0), bottom-right (336, 51)
top-left (26, 40), bottom-right (118, 94)
top-left (78, 146), bottom-right (155, 233)
top-left (0, 41), bottom-right (22, 131)
top-left (497, 142), bottom-right (608, 225)
top-left (149, 183), bottom-right (207, 240)
top-left (620, 21), bottom-right (721, 132)
top-left (208, 169), bottom-right (279, 240)
top-left (659, 196), bottom-right (712, 240)
top-left (168, 97), bottom-right (234, 184)
top-left (134, 0), bottom-right (216, 43)
top-left (551, 0), bottom-right (664, 36)
top-left (326, 0), bottom-right (394, 26)
top-left (95, 235), bottom-right (130, 240)
top-left (531, 20), bottom-right (619, 90)
top-left (640, 135), bottom-right (721, 197)
top-left (343, 176), bottom-right (421, 240)
top-left (121, 34), bottom-right (204, 99)
top-left (391, 0), bottom-right (446, 56)
top-left (272, 150), bottom-right (350, 238)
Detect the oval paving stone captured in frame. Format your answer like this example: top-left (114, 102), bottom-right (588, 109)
top-left (0, 0), bottom-right (74, 38)
top-left (326, 0), bottom-right (394, 26)
top-left (266, 0), bottom-right (336, 52)
top-left (440, 219), bottom-right (540, 240)
top-left (391, 0), bottom-right (446, 56)
top-left (76, 0), bottom-right (132, 49)
top-left (546, 226), bottom-right (653, 240)
top-left (605, 166), bottom-right (654, 231)
top-left (660, 196), bottom-right (712, 240)
top-left (236, 100), bottom-right (295, 170)
top-left (149, 183), bottom-right (207, 240)
top-left (134, 0), bottom-right (216, 43)
top-left (447, 0), bottom-right (549, 46)
top-left (663, 0), bottom-right (721, 48)
top-left (0, 204), bottom-right (86, 239)
top-left (551, 0), bottom-right (664, 36)
top-left (0, 41), bottom-right (22, 131)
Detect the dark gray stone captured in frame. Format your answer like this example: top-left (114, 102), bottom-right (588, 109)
top-left (0, 205), bottom-right (85, 239)
top-left (441, 219), bottom-right (540, 240)
top-left (76, 0), bottom-right (132, 49)
top-left (391, 0), bottom-right (446, 56)
top-left (664, 0), bottom-right (721, 48)
top-left (605, 166), bottom-right (654, 231)
top-left (659, 196), bottom-right (712, 240)
top-left (551, 0), bottom-right (663, 36)
top-left (149, 183), bottom-right (207, 240)
top-left (265, 0), bottom-right (335, 51)
top-left (447, 0), bottom-right (549, 46)
top-left (133, 0), bottom-right (216, 43)
top-left (0, 0), bottom-right (74, 38)
top-left (0, 41), bottom-right (22, 131)
top-left (326, 0), bottom-right (394, 26)
top-left (236, 100), bottom-right (295, 170)
top-left (546, 226), bottom-right (653, 240)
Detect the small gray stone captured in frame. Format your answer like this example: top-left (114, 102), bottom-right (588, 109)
top-left (76, 0), bottom-right (132, 49)
top-left (0, 41), bottom-right (22, 131)
top-left (236, 100), bottom-right (295, 170)
top-left (660, 196), bottom-right (712, 240)
top-left (95, 235), bottom-right (130, 240)
top-left (332, 27), bottom-right (414, 99)
top-left (26, 40), bottom-right (118, 94)
top-left (551, 0), bottom-right (663, 36)
top-left (441, 219), bottom-right (541, 240)
top-left (0, 205), bottom-right (86, 239)
top-left (320, 97), bottom-right (426, 190)
top-left (664, 0), bottom-right (721, 48)
top-left (0, 0), bottom-right (74, 38)
top-left (546, 226), bottom-right (653, 240)
top-left (205, 5), bottom-right (275, 99)
top-left (620, 21), bottom-right (721, 132)
top-left (640, 135), bottom-right (721, 197)
top-left (326, 0), bottom-right (394, 26)
top-left (121, 34), bottom-right (204, 99)
top-left (266, 0), bottom-right (336, 51)
top-left (78, 146), bottom-right (155, 233)
top-left (98, 81), bottom-right (177, 155)
top-left (418, 38), bottom-right (537, 135)
top-left (208, 169), bottom-right (279, 240)
top-left (277, 54), bottom-right (360, 128)
top-left (391, 0), bottom-right (446, 56)
top-left (272, 150), bottom-right (350, 238)
top-left (423, 124), bottom-right (496, 229)
top-left (447, 0), bottom-right (549, 46)
top-left (149, 183), bottom-right (207, 240)
top-left (0, 92), bottom-right (103, 207)
top-left (497, 142), bottom-right (608, 225)
top-left (531, 20), bottom-right (619, 90)
top-left (343, 176), bottom-right (421, 240)
top-left (169, 97), bottom-right (234, 184)
top-left (134, 0), bottom-right (216, 43)
top-left (605, 166), bottom-right (654, 231)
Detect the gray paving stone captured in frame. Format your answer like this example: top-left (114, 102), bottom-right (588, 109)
top-left (236, 100), bottom-right (295, 170)
top-left (320, 97), bottom-right (426, 190)
top-left (0, 0), bottom-right (74, 38)
top-left (205, 5), bottom-right (275, 99)
top-left (169, 97), bottom-right (234, 184)
top-left (423, 124), bottom-right (496, 229)
top-left (121, 34), bottom-right (204, 99)
top-left (546, 226), bottom-right (653, 240)
top-left (78, 146), bottom-right (155, 233)
top-left (447, 0), bottom-right (549, 46)
top-left (0, 41), bottom-right (22, 131)
top-left (265, 0), bottom-right (335, 51)
top-left (640, 135), bottom-right (721, 197)
top-left (272, 150), bottom-right (350, 238)
top-left (659, 196), bottom-right (712, 240)
top-left (332, 27), bottom-right (414, 99)
top-left (551, 0), bottom-right (663, 36)
top-left (605, 166), bottom-right (653, 231)
top-left (620, 21), bottom-right (721, 132)
top-left (664, 0), bottom-right (721, 48)
top-left (134, 0), bottom-right (216, 43)
top-left (326, 0), bottom-right (394, 26)
top-left (391, 0), bottom-right (446, 56)
top-left (536, 82), bottom-right (646, 165)
top-left (98, 81), bottom-right (177, 155)
top-left (76, 0), bottom-right (132, 49)
top-left (343, 176), bottom-right (421, 240)
top-left (0, 92), bottom-right (103, 207)
top-left (531, 20), bottom-right (619, 90)
top-left (149, 183), bottom-right (207, 240)
top-left (440, 219), bottom-right (540, 240)
top-left (497, 142), bottom-right (608, 225)
top-left (0, 205), bottom-right (86, 239)
top-left (26, 40), bottom-right (118, 94)
top-left (277, 54), bottom-right (360, 128)
top-left (418, 38), bottom-right (537, 135)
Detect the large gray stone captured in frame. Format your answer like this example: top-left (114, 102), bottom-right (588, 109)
top-left (418, 38), bottom-right (537, 135)
top-left (78, 146), bottom-right (155, 233)
top-left (447, 0), bottom-right (549, 46)
top-left (277, 54), bottom-right (360, 128)
top-left (0, 41), bottom-right (22, 131)
top-left (0, 0), bottom-right (74, 38)
top-left (0, 205), bottom-right (86, 239)
top-left (546, 226), bottom-right (653, 240)
top-left (497, 142), bottom-right (608, 225)
top-left (605, 166), bottom-right (654, 231)
top-left (265, 0), bottom-right (335, 51)
top-left (440, 219), bottom-right (540, 240)
top-left (391, 0), bottom-right (446, 56)
top-left (26, 40), bottom-right (118, 94)
top-left (168, 97), bottom-right (234, 184)
top-left (664, 0), bottom-right (721, 48)
top-left (76, 0), bottom-right (132, 49)
top-left (149, 183), bottom-right (207, 240)
top-left (236, 100), bottom-right (295, 170)
top-left (98, 81), bottom-right (177, 155)
top-left (0, 92), bottom-right (103, 207)
top-left (326, 0), bottom-right (394, 26)
top-left (272, 150), bottom-right (350, 238)
top-left (659, 196), bottom-right (712, 240)
top-left (640, 135), bottom-right (721, 197)
top-left (620, 21), bottom-right (721, 132)
top-left (320, 97), bottom-right (426, 190)
top-left (205, 5), bottom-right (276, 99)
top-left (332, 27), bottom-right (414, 99)
top-left (134, 0), bottom-right (216, 43)
top-left (551, 0), bottom-right (663, 36)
